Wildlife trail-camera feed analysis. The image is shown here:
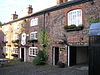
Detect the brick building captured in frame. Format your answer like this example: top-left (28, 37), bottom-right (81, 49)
top-left (0, 27), bottom-right (5, 58)
top-left (1, 0), bottom-right (99, 66)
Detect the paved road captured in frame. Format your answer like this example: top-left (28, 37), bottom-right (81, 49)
top-left (0, 62), bottom-right (88, 75)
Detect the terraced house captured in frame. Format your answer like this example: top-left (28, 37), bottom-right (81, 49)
top-left (1, 0), bottom-right (99, 67)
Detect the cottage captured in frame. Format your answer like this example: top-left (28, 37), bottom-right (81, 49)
top-left (0, 0), bottom-right (99, 67)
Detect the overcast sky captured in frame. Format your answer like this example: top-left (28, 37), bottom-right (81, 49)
top-left (0, 0), bottom-right (56, 23)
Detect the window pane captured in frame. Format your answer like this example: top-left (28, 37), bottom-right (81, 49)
top-left (68, 9), bottom-right (82, 26)
top-left (30, 18), bottom-right (38, 26)
top-left (29, 47), bottom-right (38, 56)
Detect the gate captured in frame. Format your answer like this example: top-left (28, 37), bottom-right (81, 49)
top-left (89, 23), bottom-right (100, 75)
top-left (89, 36), bottom-right (100, 75)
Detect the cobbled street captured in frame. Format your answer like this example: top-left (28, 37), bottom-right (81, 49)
top-left (0, 62), bottom-right (88, 75)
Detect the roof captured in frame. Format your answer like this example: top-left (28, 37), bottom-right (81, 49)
top-left (88, 22), bottom-right (100, 36)
top-left (1, 0), bottom-right (91, 26)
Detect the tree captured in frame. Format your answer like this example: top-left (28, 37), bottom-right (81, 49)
top-left (38, 27), bottom-right (50, 61)
top-left (33, 27), bottom-right (50, 65)
top-left (0, 21), bottom-right (2, 24)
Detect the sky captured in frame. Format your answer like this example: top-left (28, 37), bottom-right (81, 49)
top-left (0, 0), bottom-right (56, 23)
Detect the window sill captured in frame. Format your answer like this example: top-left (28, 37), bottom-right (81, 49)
top-left (29, 55), bottom-right (37, 57)
top-left (28, 40), bottom-right (38, 43)
top-left (64, 26), bottom-right (83, 32)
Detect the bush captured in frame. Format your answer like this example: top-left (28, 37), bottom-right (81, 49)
top-left (32, 51), bottom-right (47, 65)
top-left (64, 24), bottom-right (76, 29)
top-left (57, 61), bottom-right (65, 68)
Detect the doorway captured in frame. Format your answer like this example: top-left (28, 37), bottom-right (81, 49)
top-left (68, 46), bottom-right (88, 66)
top-left (69, 46), bottom-right (76, 66)
top-left (20, 47), bottom-right (26, 62)
top-left (52, 47), bottom-right (59, 65)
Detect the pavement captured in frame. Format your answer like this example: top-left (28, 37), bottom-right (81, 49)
top-left (0, 62), bottom-right (88, 75)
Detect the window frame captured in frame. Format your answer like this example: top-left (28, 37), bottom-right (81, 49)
top-left (30, 31), bottom-right (38, 40)
top-left (65, 6), bottom-right (84, 26)
top-left (13, 34), bottom-right (19, 40)
top-left (67, 9), bottom-right (82, 26)
top-left (29, 47), bottom-right (38, 56)
top-left (4, 36), bottom-right (8, 41)
top-left (13, 23), bottom-right (19, 30)
top-left (30, 18), bottom-right (38, 26)
top-left (3, 46), bottom-right (7, 53)
top-left (12, 47), bottom-right (18, 54)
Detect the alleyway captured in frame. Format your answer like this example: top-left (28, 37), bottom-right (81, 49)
top-left (0, 61), bottom-right (88, 75)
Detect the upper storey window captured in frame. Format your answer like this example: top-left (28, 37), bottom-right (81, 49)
top-left (30, 31), bottom-right (38, 40)
top-left (3, 25), bottom-right (9, 32)
top-left (68, 9), bottom-right (82, 26)
top-left (30, 18), bottom-right (38, 26)
top-left (13, 23), bottom-right (19, 30)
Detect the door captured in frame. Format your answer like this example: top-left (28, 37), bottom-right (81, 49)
top-left (52, 47), bottom-right (59, 65)
top-left (89, 46), bottom-right (100, 75)
top-left (21, 48), bottom-right (24, 61)
top-left (69, 46), bottom-right (76, 66)
top-left (20, 47), bottom-right (26, 62)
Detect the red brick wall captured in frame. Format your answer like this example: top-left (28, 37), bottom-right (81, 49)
top-left (18, 0), bottom-right (100, 64)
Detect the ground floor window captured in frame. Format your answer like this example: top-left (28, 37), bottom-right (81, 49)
top-left (3, 46), bottom-right (7, 53)
top-left (29, 47), bottom-right (38, 56)
top-left (13, 47), bottom-right (18, 54)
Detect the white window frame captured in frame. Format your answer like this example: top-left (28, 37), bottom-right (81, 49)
top-left (12, 47), bottom-right (18, 54)
top-left (3, 46), bottom-right (7, 53)
top-left (4, 36), bottom-right (8, 41)
top-left (29, 47), bottom-right (38, 56)
top-left (30, 18), bottom-right (38, 26)
top-left (4, 25), bottom-right (9, 32)
top-left (13, 23), bottom-right (19, 30)
top-left (30, 31), bottom-right (38, 40)
top-left (13, 34), bottom-right (19, 40)
top-left (68, 9), bottom-right (82, 26)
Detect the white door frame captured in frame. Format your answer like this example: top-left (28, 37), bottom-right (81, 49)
top-left (20, 47), bottom-right (26, 62)
top-left (68, 46), bottom-right (70, 67)
top-left (52, 47), bottom-right (55, 65)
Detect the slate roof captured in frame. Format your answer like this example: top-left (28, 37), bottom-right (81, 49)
top-left (1, 0), bottom-right (92, 26)
top-left (88, 22), bottom-right (100, 36)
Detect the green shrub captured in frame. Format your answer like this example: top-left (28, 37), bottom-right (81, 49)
top-left (33, 51), bottom-right (47, 65)
top-left (33, 56), bottom-right (41, 65)
top-left (89, 17), bottom-right (100, 24)
top-left (64, 24), bottom-right (76, 29)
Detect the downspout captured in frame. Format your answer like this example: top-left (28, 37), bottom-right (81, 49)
top-left (43, 13), bottom-right (46, 45)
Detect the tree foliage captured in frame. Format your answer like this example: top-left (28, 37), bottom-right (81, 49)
top-left (0, 21), bottom-right (2, 24)
top-left (33, 28), bottom-right (50, 65)
top-left (38, 28), bottom-right (50, 56)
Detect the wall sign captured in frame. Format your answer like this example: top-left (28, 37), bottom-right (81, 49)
top-left (68, 42), bottom-right (88, 46)
top-left (21, 33), bottom-right (26, 45)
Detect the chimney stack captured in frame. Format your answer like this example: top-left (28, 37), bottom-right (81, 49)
top-left (57, 0), bottom-right (63, 4)
top-left (11, 11), bottom-right (18, 20)
top-left (27, 5), bottom-right (33, 14)
top-left (57, 0), bottom-right (67, 4)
